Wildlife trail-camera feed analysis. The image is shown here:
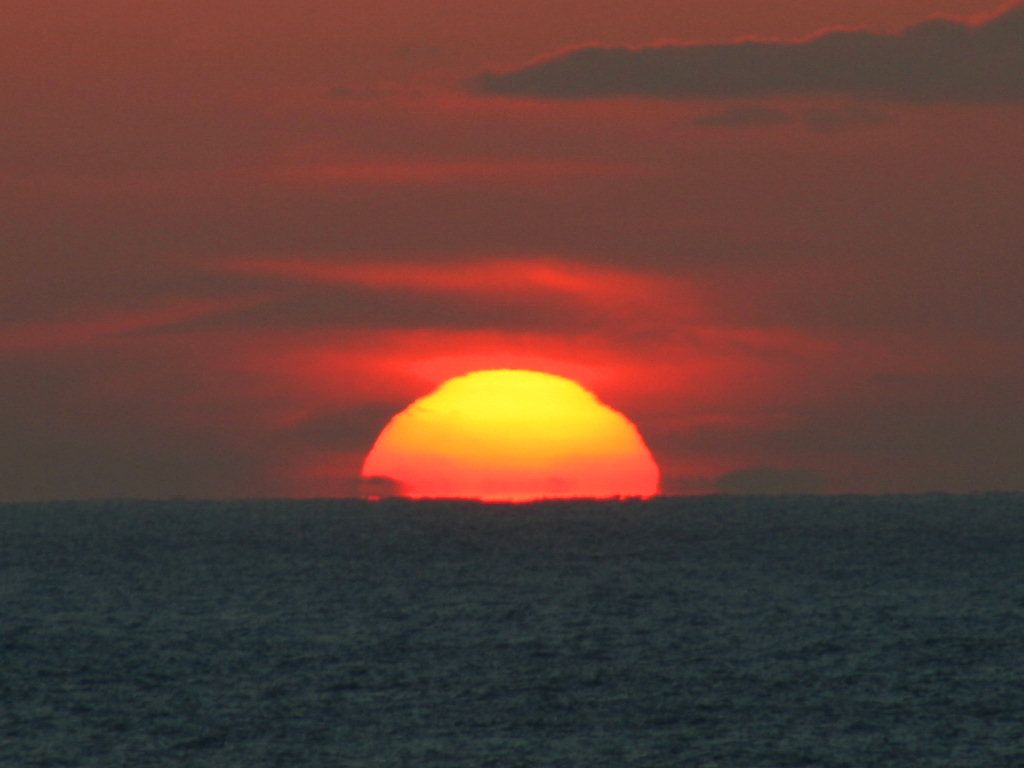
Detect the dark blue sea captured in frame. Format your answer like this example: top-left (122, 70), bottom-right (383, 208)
top-left (3, 495), bottom-right (1023, 767)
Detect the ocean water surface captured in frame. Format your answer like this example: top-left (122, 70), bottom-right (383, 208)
top-left (2, 495), bottom-right (1023, 766)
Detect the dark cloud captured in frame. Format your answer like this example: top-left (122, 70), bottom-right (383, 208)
top-left (475, 3), bottom-right (1024, 101)
top-left (716, 467), bottom-right (827, 495)
top-left (358, 476), bottom-right (406, 499)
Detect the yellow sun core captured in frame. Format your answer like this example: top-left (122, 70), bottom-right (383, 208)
top-left (361, 369), bottom-right (660, 501)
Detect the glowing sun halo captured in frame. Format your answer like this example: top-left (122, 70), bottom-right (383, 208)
top-left (361, 369), bottom-right (660, 501)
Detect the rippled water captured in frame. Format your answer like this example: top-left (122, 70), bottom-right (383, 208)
top-left (3, 495), bottom-right (1023, 766)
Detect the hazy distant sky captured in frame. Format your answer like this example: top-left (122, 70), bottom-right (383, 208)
top-left (3, 1), bottom-right (1022, 500)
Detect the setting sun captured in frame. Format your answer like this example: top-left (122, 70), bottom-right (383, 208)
top-left (361, 369), bottom-right (660, 501)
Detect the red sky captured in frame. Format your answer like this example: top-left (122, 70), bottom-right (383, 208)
top-left (2, 1), bottom-right (1022, 499)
